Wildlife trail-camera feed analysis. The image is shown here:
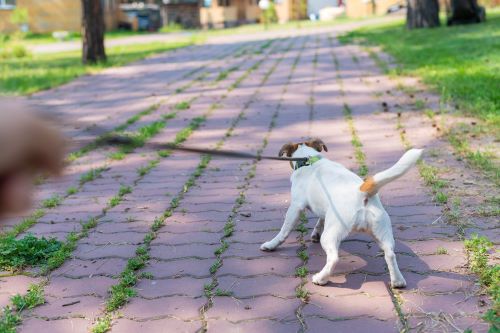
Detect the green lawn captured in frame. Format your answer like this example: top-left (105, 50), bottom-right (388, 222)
top-left (0, 39), bottom-right (195, 95)
top-left (0, 15), bottom-right (369, 96)
top-left (1, 29), bottom-right (153, 45)
top-left (340, 9), bottom-right (500, 126)
top-left (5, 16), bottom-right (361, 46)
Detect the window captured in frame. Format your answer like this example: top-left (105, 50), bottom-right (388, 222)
top-left (0, 0), bottom-right (16, 9)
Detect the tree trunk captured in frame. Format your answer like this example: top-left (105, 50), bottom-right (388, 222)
top-left (406, 0), bottom-right (440, 29)
top-left (81, 0), bottom-right (106, 64)
top-left (447, 0), bottom-right (485, 25)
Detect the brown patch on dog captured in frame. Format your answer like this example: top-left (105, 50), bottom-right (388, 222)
top-left (360, 176), bottom-right (377, 196)
top-left (279, 143), bottom-right (299, 157)
top-left (304, 138), bottom-right (328, 152)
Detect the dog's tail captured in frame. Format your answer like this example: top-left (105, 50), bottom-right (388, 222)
top-left (359, 149), bottom-right (423, 197)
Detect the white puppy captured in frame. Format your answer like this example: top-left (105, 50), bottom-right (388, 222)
top-left (260, 139), bottom-right (423, 287)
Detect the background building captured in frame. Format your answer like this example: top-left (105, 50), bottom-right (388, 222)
top-left (0, 0), bottom-right (120, 33)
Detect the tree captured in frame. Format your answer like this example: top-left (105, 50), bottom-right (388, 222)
top-left (10, 8), bottom-right (30, 33)
top-left (406, 0), bottom-right (440, 29)
top-left (447, 0), bottom-right (485, 25)
top-left (81, 0), bottom-right (106, 64)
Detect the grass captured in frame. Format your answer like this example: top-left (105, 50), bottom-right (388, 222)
top-left (39, 38), bottom-right (276, 331)
top-left (1, 16), bottom-right (365, 96)
top-left (447, 125), bottom-right (499, 185)
top-left (66, 186), bottom-right (78, 196)
top-left (113, 116), bottom-right (171, 159)
top-left (108, 185), bottom-right (132, 207)
top-left (11, 284), bottom-right (45, 311)
top-left (7, 16), bottom-right (359, 47)
top-left (478, 196), bottom-right (500, 217)
top-left (92, 315), bottom-right (112, 333)
top-left (340, 9), bottom-right (500, 126)
top-left (0, 234), bottom-right (62, 271)
top-left (0, 307), bottom-right (21, 333)
top-left (343, 103), bottom-right (369, 177)
top-left (41, 195), bottom-right (62, 209)
top-left (2, 30), bottom-right (153, 46)
top-left (79, 167), bottom-right (106, 185)
top-left (396, 110), bottom-right (467, 233)
top-left (295, 285), bottom-right (309, 301)
top-left (295, 265), bottom-right (309, 278)
top-left (114, 105), bottom-right (158, 132)
top-left (435, 246), bottom-right (448, 255)
top-left (435, 191), bottom-right (448, 204)
top-left (1, 154), bottom-right (104, 240)
top-left (108, 151), bottom-right (126, 160)
top-left (201, 39), bottom-right (294, 303)
top-left (0, 13), bottom-right (373, 98)
top-left (214, 289), bottom-right (233, 297)
top-left (214, 240), bottom-right (229, 256)
top-left (215, 66), bottom-right (238, 82)
top-left (464, 234), bottom-right (499, 331)
top-left (418, 161), bottom-right (454, 206)
top-left (295, 213), bottom-right (310, 303)
top-left (209, 258), bottom-right (222, 274)
top-left (298, 250), bottom-right (309, 261)
top-left (97, 105), bottom-right (215, 316)
top-left (0, 37), bottom-right (271, 331)
top-left (42, 217), bottom-right (98, 273)
top-left (223, 220), bottom-right (235, 238)
top-left (114, 114), bottom-right (175, 163)
top-left (174, 101), bottom-right (191, 110)
top-left (413, 99), bottom-right (426, 110)
top-left (0, 40), bottom-right (194, 95)
top-left (1, 209), bottom-right (45, 239)
top-left (103, 155), bottom-right (211, 315)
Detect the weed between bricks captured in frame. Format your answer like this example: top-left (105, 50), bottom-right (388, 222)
top-left (0, 42), bottom-right (279, 331)
top-left (90, 38), bottom-right (288, 332)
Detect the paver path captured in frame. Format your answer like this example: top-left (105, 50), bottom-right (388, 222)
top-left (1, 21), bottom-right (494, 333)
top-left (27, 16), bottom-right (397, 54)
top-left (28, 32), bottom-right (193, 54)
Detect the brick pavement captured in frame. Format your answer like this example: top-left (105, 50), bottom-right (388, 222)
top-left (0, 24), bottom-right (493, 333)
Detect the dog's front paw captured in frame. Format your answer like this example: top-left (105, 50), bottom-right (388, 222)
top-left (260, 241), bottom-right (276, 252)
top-left (391, 278), bottom-right (407, 289)
top-left (312, 273), bottom-right (329, 286)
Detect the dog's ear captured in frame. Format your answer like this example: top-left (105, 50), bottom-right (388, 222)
top-left (305, 138), bottom-right (328, 152)
top-left (278, 143), bottom-right (299, 157)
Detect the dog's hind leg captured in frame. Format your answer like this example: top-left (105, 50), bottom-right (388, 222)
top-left (312, 215), bottom-right (348, 285)
top-left (311, 218), bottom-right (324, 243)
top-left (371, 212), bottom-right (406, 288)
top-left (260, 204), bottom-right (303, 251)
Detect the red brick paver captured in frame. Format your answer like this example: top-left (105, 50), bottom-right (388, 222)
top-left (1, 23), bottom-right (492, 333)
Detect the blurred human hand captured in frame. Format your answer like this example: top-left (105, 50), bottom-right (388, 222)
top-left (0, 99), bottom-right (66, 217)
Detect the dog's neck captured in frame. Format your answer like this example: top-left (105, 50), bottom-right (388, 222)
top-left (291, 145), bottom-right (323, 171)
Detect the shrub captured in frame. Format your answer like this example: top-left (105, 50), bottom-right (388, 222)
top-left (0, 43), bottom-right (29, 59)
top-left (10, 8), bottom-right (29, 26)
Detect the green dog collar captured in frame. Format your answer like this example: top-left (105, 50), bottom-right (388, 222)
top-left (293, 155), bottom-right (322, 170)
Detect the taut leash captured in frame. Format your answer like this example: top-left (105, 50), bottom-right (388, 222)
top-left (103, 136), bottom-right (309, 162)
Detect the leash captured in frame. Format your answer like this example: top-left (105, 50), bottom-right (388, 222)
top-left (103, 136), bottom-right (310, 162)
